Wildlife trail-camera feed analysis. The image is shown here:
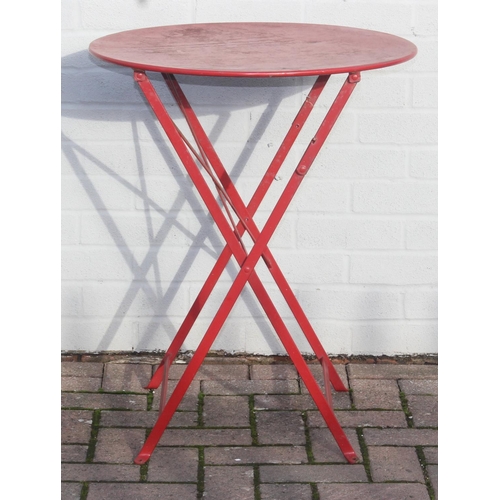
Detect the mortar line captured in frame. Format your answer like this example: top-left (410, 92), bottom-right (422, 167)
top-left (197, 446), bottom-right (205, 499)
top-left (356, 427), bottom-right (373, 482)
top-left (85, 410), bottom-right (101, 463)
top-left (416, 445), bottom-right (436, 500)
top-left (197, 391), bottom-right (205, 428)
top-left (249, 395), bottom-right (259, 445)
top-left (397, 380), bottom-right (414, 428)
top-left (311, 483), bottom-right (320, 500)
top-left (253, 465), bottom-right (261, 500)
top-left (79, 482), bottom-right (89, 500)
top-left (301, 411), bottom-right (315, 464)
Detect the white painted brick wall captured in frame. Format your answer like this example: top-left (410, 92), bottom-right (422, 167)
top-left (353, 181), bottom-right (438, 214)
top-left (62, 0), bottom-right (438, 355)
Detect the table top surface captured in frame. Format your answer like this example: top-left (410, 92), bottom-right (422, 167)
top-left (89, 23), bottom-right (417, 77)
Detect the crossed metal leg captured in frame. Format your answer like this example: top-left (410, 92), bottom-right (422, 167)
top-left (132, 70), bottom-right (360, 465)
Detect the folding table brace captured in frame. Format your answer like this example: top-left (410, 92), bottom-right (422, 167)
top-left (147, 74), bottom-right (348, 394)
top-left (132, 70), bottom-right (360, 465)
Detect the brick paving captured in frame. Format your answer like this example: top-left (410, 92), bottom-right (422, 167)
top-left (61, 357), bottom-right (438, 499)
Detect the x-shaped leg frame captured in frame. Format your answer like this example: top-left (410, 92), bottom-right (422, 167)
top-left (133, 70), bottom-right (360, 464)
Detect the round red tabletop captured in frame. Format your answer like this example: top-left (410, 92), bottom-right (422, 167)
top-left (89, 23), bottom-right (417, 78)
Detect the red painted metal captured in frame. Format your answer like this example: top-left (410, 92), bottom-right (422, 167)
top-left (133, 70), bottom-right (359, 465)
top-left (320, 355), bottom-right (334, 410)
top-left (89, 23), bottom-right (417, 77)
top-left (88, 23), bottom-right (417, 468)
top-left (152, 73), bottom-right (350, 392)
top-left (146, 74), bottom-right (332, 391)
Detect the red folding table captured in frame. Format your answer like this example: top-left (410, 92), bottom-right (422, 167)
top-left (89, 22), bottom-right (417, 465)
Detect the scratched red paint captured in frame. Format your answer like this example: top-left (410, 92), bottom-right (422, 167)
top-left (89, 22), bottom-right (417, 77)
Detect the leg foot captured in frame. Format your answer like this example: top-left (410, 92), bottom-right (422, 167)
top-left (134, 452), bottom-right (151, 465)
top-left (345, 451), bottom-right (360, 464)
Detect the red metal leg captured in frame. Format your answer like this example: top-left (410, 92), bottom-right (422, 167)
top-left (162, 73), bottom-right (356, 393)
top-left (320, 355), bottom-right (334, 409)
top-left (146, 74), bottom-right (330, 390)
top-left (133, 71), bottom-right (360, 464)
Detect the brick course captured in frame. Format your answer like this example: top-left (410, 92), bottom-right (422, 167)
top-left (369, 446), bottom-right (424, 482)
top-left (260, 464), bottom-right (368, 483)
top-left (102, 363), bottom-right (152, 392)
top-left (61, 482), bottom-right (82, 499)
top-left (363, 428), bottom-right (438, 446)
top-left (317, 483), bottom-right (430, 499)
top-left (256, 411), bottom-right (306, 445)
top-left (61, 463), bottom-right (139, 482)
top-left (61, 445), bottom-right (88, 463)
top-left (260, 483), bottom-right (312, 499)
top-left (61, 355), bottom-right (437, 497)
top-left (86, 483), bottom-right (198, 500)
top-left (307, 409), bottom-right (407, 428)
top-left (61, 410), bottom-right (94, 444)
top-left (204, 466), bottom-right (254, 500)
top-left (204, 446), bottom-right (308, 465)
top-left (203, 395), bottom-right (250, 427)
top-left (147, 447), bottom-right (199, 482)
top-left (406, 395), bottom-right (438, 427)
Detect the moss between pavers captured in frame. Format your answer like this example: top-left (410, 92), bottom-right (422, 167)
top-left (62, 356), bottom-right (437, 499)
top-left (253, 465), bottom-right (261, 500)
top-left (398, 388), bottom-right (415, 428)
top-left (356, 427), bottom-right (373, 482)
top-left (197, 392), bottom-right (205, 428)
top-left (138, 428), bottom-right (151, 482)
top-left (416, 445), bottom-right (436, 500)
top-left (249, 395), bottom-right (259, 446)
top-left (85, 410), bottom-right (101, 463)
top-left (311, 483), bottom-right (320, 500)
top-left (348, 388), bottom-right (355, 409)
top-left (139, 464), bottom-right (148, 482)
top-left (80, 482), bottom-right (89, 500)
top-left (300, 412), bottom-right (315, 464)
top-left (197, 447), bottom-right (205, 499)
top-left (146, 391), bottom-right (154, 411)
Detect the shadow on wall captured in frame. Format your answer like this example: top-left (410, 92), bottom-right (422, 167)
top-left (62, 49), bottom-right (307, 353)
